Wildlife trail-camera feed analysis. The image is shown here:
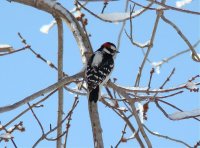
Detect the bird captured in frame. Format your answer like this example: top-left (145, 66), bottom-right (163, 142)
top-left (86, 42), bottom-right (119, 103)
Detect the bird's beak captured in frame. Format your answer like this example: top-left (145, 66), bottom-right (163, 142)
top-left (116, 50), bottom-right (120, 53)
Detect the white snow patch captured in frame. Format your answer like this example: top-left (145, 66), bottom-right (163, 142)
top-left (0, 133), bottom-right (13, 139)
top-left (152, 61), bottom-right (162, 74)
top-left (117, 107), bottom-right (127, 111)
top-left (17, 125), bottom-right (24, 130)
top-left (73, 10), bottom-right (82, 18)
top-left (176, 0), bottom-right (192, 8)
top-left (0, 44), bottom-right (13, 52)
top-left (40, 20), bottom-right (56, 34)
top-left (152, 131), bottom-right (159, 135)
top-left (7, 126), bottom-right (15, 132)
top-left (137, 102), bottom-right (144, 123)
top-left (43, 0), bottom-right (57, 8)
top-left (169, 109), bottom-right (200, 120)
top-left (186, 81), bottom-right (198, 90)
top-left (191, 52), bottom-right (200, 62)
top-left (125, 86), bottom-right (148, 91)
top-left (98, 10), bottom-right (143, 22)
top-left (46, 60), bottom-right (52, 66)
top-left (129, 132), bottom-right (137, 139)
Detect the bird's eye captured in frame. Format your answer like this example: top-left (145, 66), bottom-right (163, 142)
top-left (110, 45), bottom-right (116, 51)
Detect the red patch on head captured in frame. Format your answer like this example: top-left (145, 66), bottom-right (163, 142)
top-left (103, 42), bottom-right (111, 48)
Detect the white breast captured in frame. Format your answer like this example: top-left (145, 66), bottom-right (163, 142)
top-left (91, 51), bottom-right (103, 66)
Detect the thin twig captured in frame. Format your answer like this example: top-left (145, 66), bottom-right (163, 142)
top-left (17, 33), bottom-right (88, 93)
top-left (134, 0), bottom-right (166, 87)
top-left (105, 90), bottom-right (183, 102)
top-left (143, 124), bottom-right (192, 148)
top-left (64, 96), bottom-right (78, 147)
top-left (118, 111), bottom-right (144, 147)
top-left (113, 88), bottom-right (151, 147)
top-left (117, 0), bottom-right (129, 50)
top-left (0, 72), bottom-right (84, 113)
top-left (4, 89), bottom-right (58, 128)
top-left (74, 1), bottom-right (93, 51)
top-left (153, 68), bottom-right (178, 120)
top-left (129, 0), bottom-right (167, 11)
top-left (147, 0), bottom-right (200, 15)
top-left (158, 99), bottom-right (200, 121)
top-left (160, 68), bottom-right (175, 89)
top-left (0, 45), bottom-right (29, 56)
top-left (17, 32), bottom-right (67, 76)
top-left (101, 2), bottom-right (108, 13)
top-left (155, 40), bottom-right (200, 67)
top-left (115, 124), bottom-right (128, 148)
top-left (129, 102), bottom-right (152, 147)
top-left (147, 68), bottom-right (155, 94)
top-left (129, 5), bottom-right (135, 40)
top-left (100, 97), bottom-right (145, 147)
top-left (77, 1), bottom-right (154, 23)
top-left (161, 14), bottom-right (200, 61)
top-left (33, 98), bottom-right (79, 147)
top-left (27, 103), bottom-right (45, 135)
top-left (125, 30), bottom-right (150, 48)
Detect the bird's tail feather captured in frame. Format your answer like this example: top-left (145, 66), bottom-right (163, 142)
top-left (89, 86), bottom-right (100, 103)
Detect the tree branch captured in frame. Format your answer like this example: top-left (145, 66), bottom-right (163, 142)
top-left (88, 102), bottom-right (104, 148)
top-left (134, 0), bottom-right (166, 87)
top-left (0, 72), bottom-right (84, 113)
top-left (143, 124), bottom-right (192, 148)
top-left (11, 0), bottom-right (92, 64)
top-left (161, 14), bottom-right (200, 61)
top-left (147, 0), bottom-right (200, 15)
top-left (55, 16), bottom-right (64, 148)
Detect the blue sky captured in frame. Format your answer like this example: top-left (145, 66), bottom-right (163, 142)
top-left (0, 0), bottom-right (199, 147)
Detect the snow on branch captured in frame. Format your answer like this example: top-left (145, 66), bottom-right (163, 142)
top-left (40, 20), bottom-right (56, 34)
top-left (77, 1), bottom-right (153, 23)
top-left (19, 0), bottom-right (93, 64)
top-left (176, 0), bottom-right (192, 8)
top-left (0, 44), bottom-right (13, 53)
top-left (169, 109), bottom-right (200, 120)
top-left (98, 10), bottom-right (143, 22)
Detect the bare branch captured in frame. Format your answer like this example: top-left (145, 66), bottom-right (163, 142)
top-left (33, 98), bottom-right (79, 147)
top-left (129, 0), bottom-right (167, 11)
top-left (27, 103), bottom-right (45, 135)
top-left (116, 0), bottom-right (129, 50)
top-left (12, 0), bottom-right (92, 64)
top-left (0, 72), bottom-right (84, 113)
top-left (17, 32), bottom-right (65, 74)
top-left (134, 0), bottom-right (166, 87)
top-left (77, 1), bottom-right (154, 23)
top-left (147, 0), bottom-right (200, 15)
top-left (0, 45), bottom-right (29, 56)
top-left (110, 85), bottom-right (152, 147)
top-left (4, 89), bottom-right (58, 128)
top-left (161, 14), bottom-right (200, 61)
top-left (55, 16), bottom-right (64, 148)
top-left (64, 96), bottom-right (79, 147)
top-left (88, 102), bottom-right (104, 148)
top-left (143, 124), bottom-right (192, 148)
top-left (155, 40), bottom-right (200, 68)
top-left (147, 68), bottom-right (155, 93)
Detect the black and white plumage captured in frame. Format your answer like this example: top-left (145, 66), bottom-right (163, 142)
top-left (86, 42), bottom-right (119, 103)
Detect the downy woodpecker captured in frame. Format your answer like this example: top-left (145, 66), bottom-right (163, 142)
top-left (86, 42), bottom-right (119, 103)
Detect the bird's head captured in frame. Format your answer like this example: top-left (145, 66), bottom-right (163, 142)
top-left (101, 42), bottom-right (119, 56)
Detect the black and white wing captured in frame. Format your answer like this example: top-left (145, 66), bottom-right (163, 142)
top-left (86, 55), bottom-right (114, 91)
